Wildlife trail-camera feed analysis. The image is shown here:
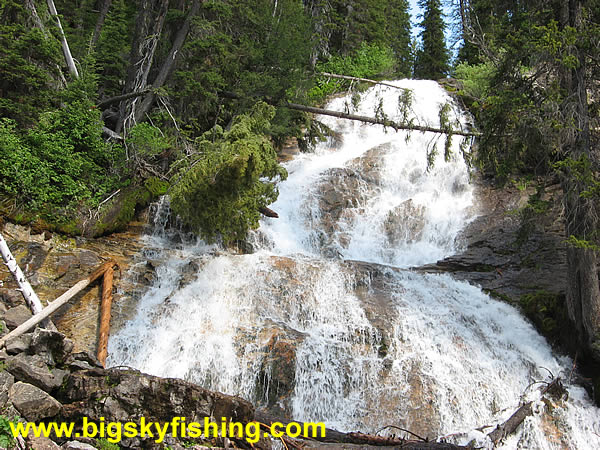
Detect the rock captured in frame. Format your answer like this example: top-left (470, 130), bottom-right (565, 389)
top-left (66, 351), bottom-right (103, 369)
top-left (77, 250), bottom-right (100, 268)
top-left (9, 382), bottom-right (62, 421)
top-left (3, 305), bottom-right (32, 329)
top-left (61, 441), bottom-right (98, 450)
top-left (0, 288), bottom-right (23, 308)
top-left (57, 367), bottom-right (254, 430)
top-left (27, 436), bottom-right (62, 450)
top-left (6, 353), bottom-right (66, 392)
top-left (383, 199), bottom-right (426, 245)
top-left (31, 328), bottom-right (74, 364)
top-left (5, 333), bottom-right (32, 355)
top-left (0, 370), bottom-right (15, 406)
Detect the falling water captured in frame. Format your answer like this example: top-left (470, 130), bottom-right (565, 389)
top-left (108, 80), bottom-right (600, 448)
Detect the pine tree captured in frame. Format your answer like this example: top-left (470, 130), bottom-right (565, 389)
top-left (414, 0), bottom-right (449, 79)
top-left (385, 0), bottom-right (412, 77)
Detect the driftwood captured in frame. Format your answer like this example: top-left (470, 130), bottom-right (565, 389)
top-left (97, 266), bottom-right (114, 366)
top-left (0, 260), bottom-right (118, 348)
top-left (487, 378), bottom-right (566, 445)
top-left (255, 411), bottom-right (467, 449)
top-left (259, 206), bottom-right (279, 218)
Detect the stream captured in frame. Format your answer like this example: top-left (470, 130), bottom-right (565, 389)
top-left (108, 80), bottom-right (600, 448)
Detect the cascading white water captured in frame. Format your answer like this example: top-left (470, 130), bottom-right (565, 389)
top-left (108, 80), bottom-right (600, 448)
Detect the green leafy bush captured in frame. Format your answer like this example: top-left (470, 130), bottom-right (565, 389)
top-left (170, 103), bottom-right (287, 243)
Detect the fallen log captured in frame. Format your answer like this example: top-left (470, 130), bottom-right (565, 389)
top-left (0, 232), bottom-right (56, 331)
top-left (0, 260), bottom-right (118, 348)
top-left (97, 266), bottom-right (114, 367)
top-left (259, 206), bottom-right (279, 218)
top-left (487, 378), bottom-right (565, 445)
top-left (254, 411), bottom-right (467, 448)
top-left (219, 91), bottom-right (480, 138)
top-left (318, 72), bottom-right (406, 90)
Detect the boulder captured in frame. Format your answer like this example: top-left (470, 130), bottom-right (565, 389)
top-left (0, 370), bottom-right (15, 406)
top-left (61, 441), bottom-right (98, 450)
top-left (30, 328), bottom-right (74, 365)
top-left (5, 333), bottom-right (32, 355)
top-left (57, 367), bottom-right (254, 426)
top-left (3, 305), bottom-right (32, 329)
top-left (27, 436), bottom-right (62, 450)
top-left (6, 353), bottom-right (66, 392)
top-left (9, 382), bottom-right (62, 421)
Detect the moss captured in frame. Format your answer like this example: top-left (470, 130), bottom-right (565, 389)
top-left (93, 185), bottom-right (154, 236)
top-left (519, 290), bottom-right (566, 342)
top-left (484, 289), bottom-right (515, 304)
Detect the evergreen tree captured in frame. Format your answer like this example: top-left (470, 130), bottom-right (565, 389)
top-left (385, 0), bottom-right (412, 77)
top-left (414, 0), bottom-right (450, 79)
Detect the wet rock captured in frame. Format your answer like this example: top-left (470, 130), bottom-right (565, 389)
top-left (66, 351), bottom-right (103, 369)
top-left (383, 199), bottom-right (426, 245)
top-left (9, 382), bottom-right (62, 421)
top-left (3, 305), bottom-right (32, 329)
top-left (5, 333), bottom-right (32, 355)
top-left (0, 370), bottom-right (15, 406)
top-left (31, 328), bottom-right (74, 365)
top-left (256, 324), bottom-right (305, 415)
top-left (6, 353), bottom-right (66, 392)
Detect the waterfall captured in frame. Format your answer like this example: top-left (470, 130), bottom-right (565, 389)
top-left (108, 80), bottom-right (600, 448)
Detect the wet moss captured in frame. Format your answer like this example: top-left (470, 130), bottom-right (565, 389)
top-left (519, 290), bottom-right (566, 342)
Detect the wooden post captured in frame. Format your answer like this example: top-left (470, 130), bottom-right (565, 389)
top-left (97, 266), bottom-right (114, 367)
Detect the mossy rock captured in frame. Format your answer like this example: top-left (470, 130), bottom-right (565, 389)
top-left (90, 182), bottom-right (163, 237)
top-left (519, 290), bottom-right (566, 342)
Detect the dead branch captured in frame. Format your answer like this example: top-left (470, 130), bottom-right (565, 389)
top-left (318, 72), bottom-right (408, 90)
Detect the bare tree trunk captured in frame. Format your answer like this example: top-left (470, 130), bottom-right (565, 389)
top-left (46, 0), bottom-right (79, 78)
top-left (23, 0), bottom-right (68, 86)
top-left (117, 0), bottom-right (170, 134)
top-left (0, 233), bottom-right (44, 314)
top-left (92, 0), bottom-right (113, 46)
top-left (133, 0), bottom-right (201, 125)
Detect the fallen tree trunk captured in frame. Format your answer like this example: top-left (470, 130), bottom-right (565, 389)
top-left (0, 260), bottom-right (118, 348)
top-left (0, 232), bottom-right (55, 330)
top-left (318, 72), bottom-right (406, 90)
top-left (255, 411), bottom-right (467, 448)
top-left (97, 266), bottom-right (114, 367)
top-left (259, 206), bottom-right (279, 218)
top-left (219, 91), bottom-right (479, 137)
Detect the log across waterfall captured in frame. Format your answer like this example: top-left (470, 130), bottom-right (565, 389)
top-left (108, 80), bottom-right (600, 448)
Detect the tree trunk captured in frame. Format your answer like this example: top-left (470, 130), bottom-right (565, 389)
top-left (560, 0), bottom-right (600, 363)
top-left (97, 266), bottom-right (114, 367)
top-left (133, 0), bottom-right (201, 125)
top-left (117, 0), bottom-right (170, 134)
top-left (0, 260), bottom-right (118, 348)
top-left (46, 0), bottom-right (79, 78)
top-left (92, 0), bottom-right (113, 46)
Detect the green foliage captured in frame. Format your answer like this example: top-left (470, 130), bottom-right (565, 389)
top-left (0, 73), bottom-right (125, 223)
top-left (453, 61), bottom-right (496, 99)
top-left (0, 415), bottom-right (15, 449)
top-left (414, 0), bottom-right (450, 79)
top-left (0, 0), bottom-right (61, 126)
top-left (309, 42), bottom-right (395, 101)
top-left (96, 438), bottom-right (120, 450)
top-left (170, 103), bottom-right (287, 243)
top-left (126, 123), bottom-right (170, 159)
